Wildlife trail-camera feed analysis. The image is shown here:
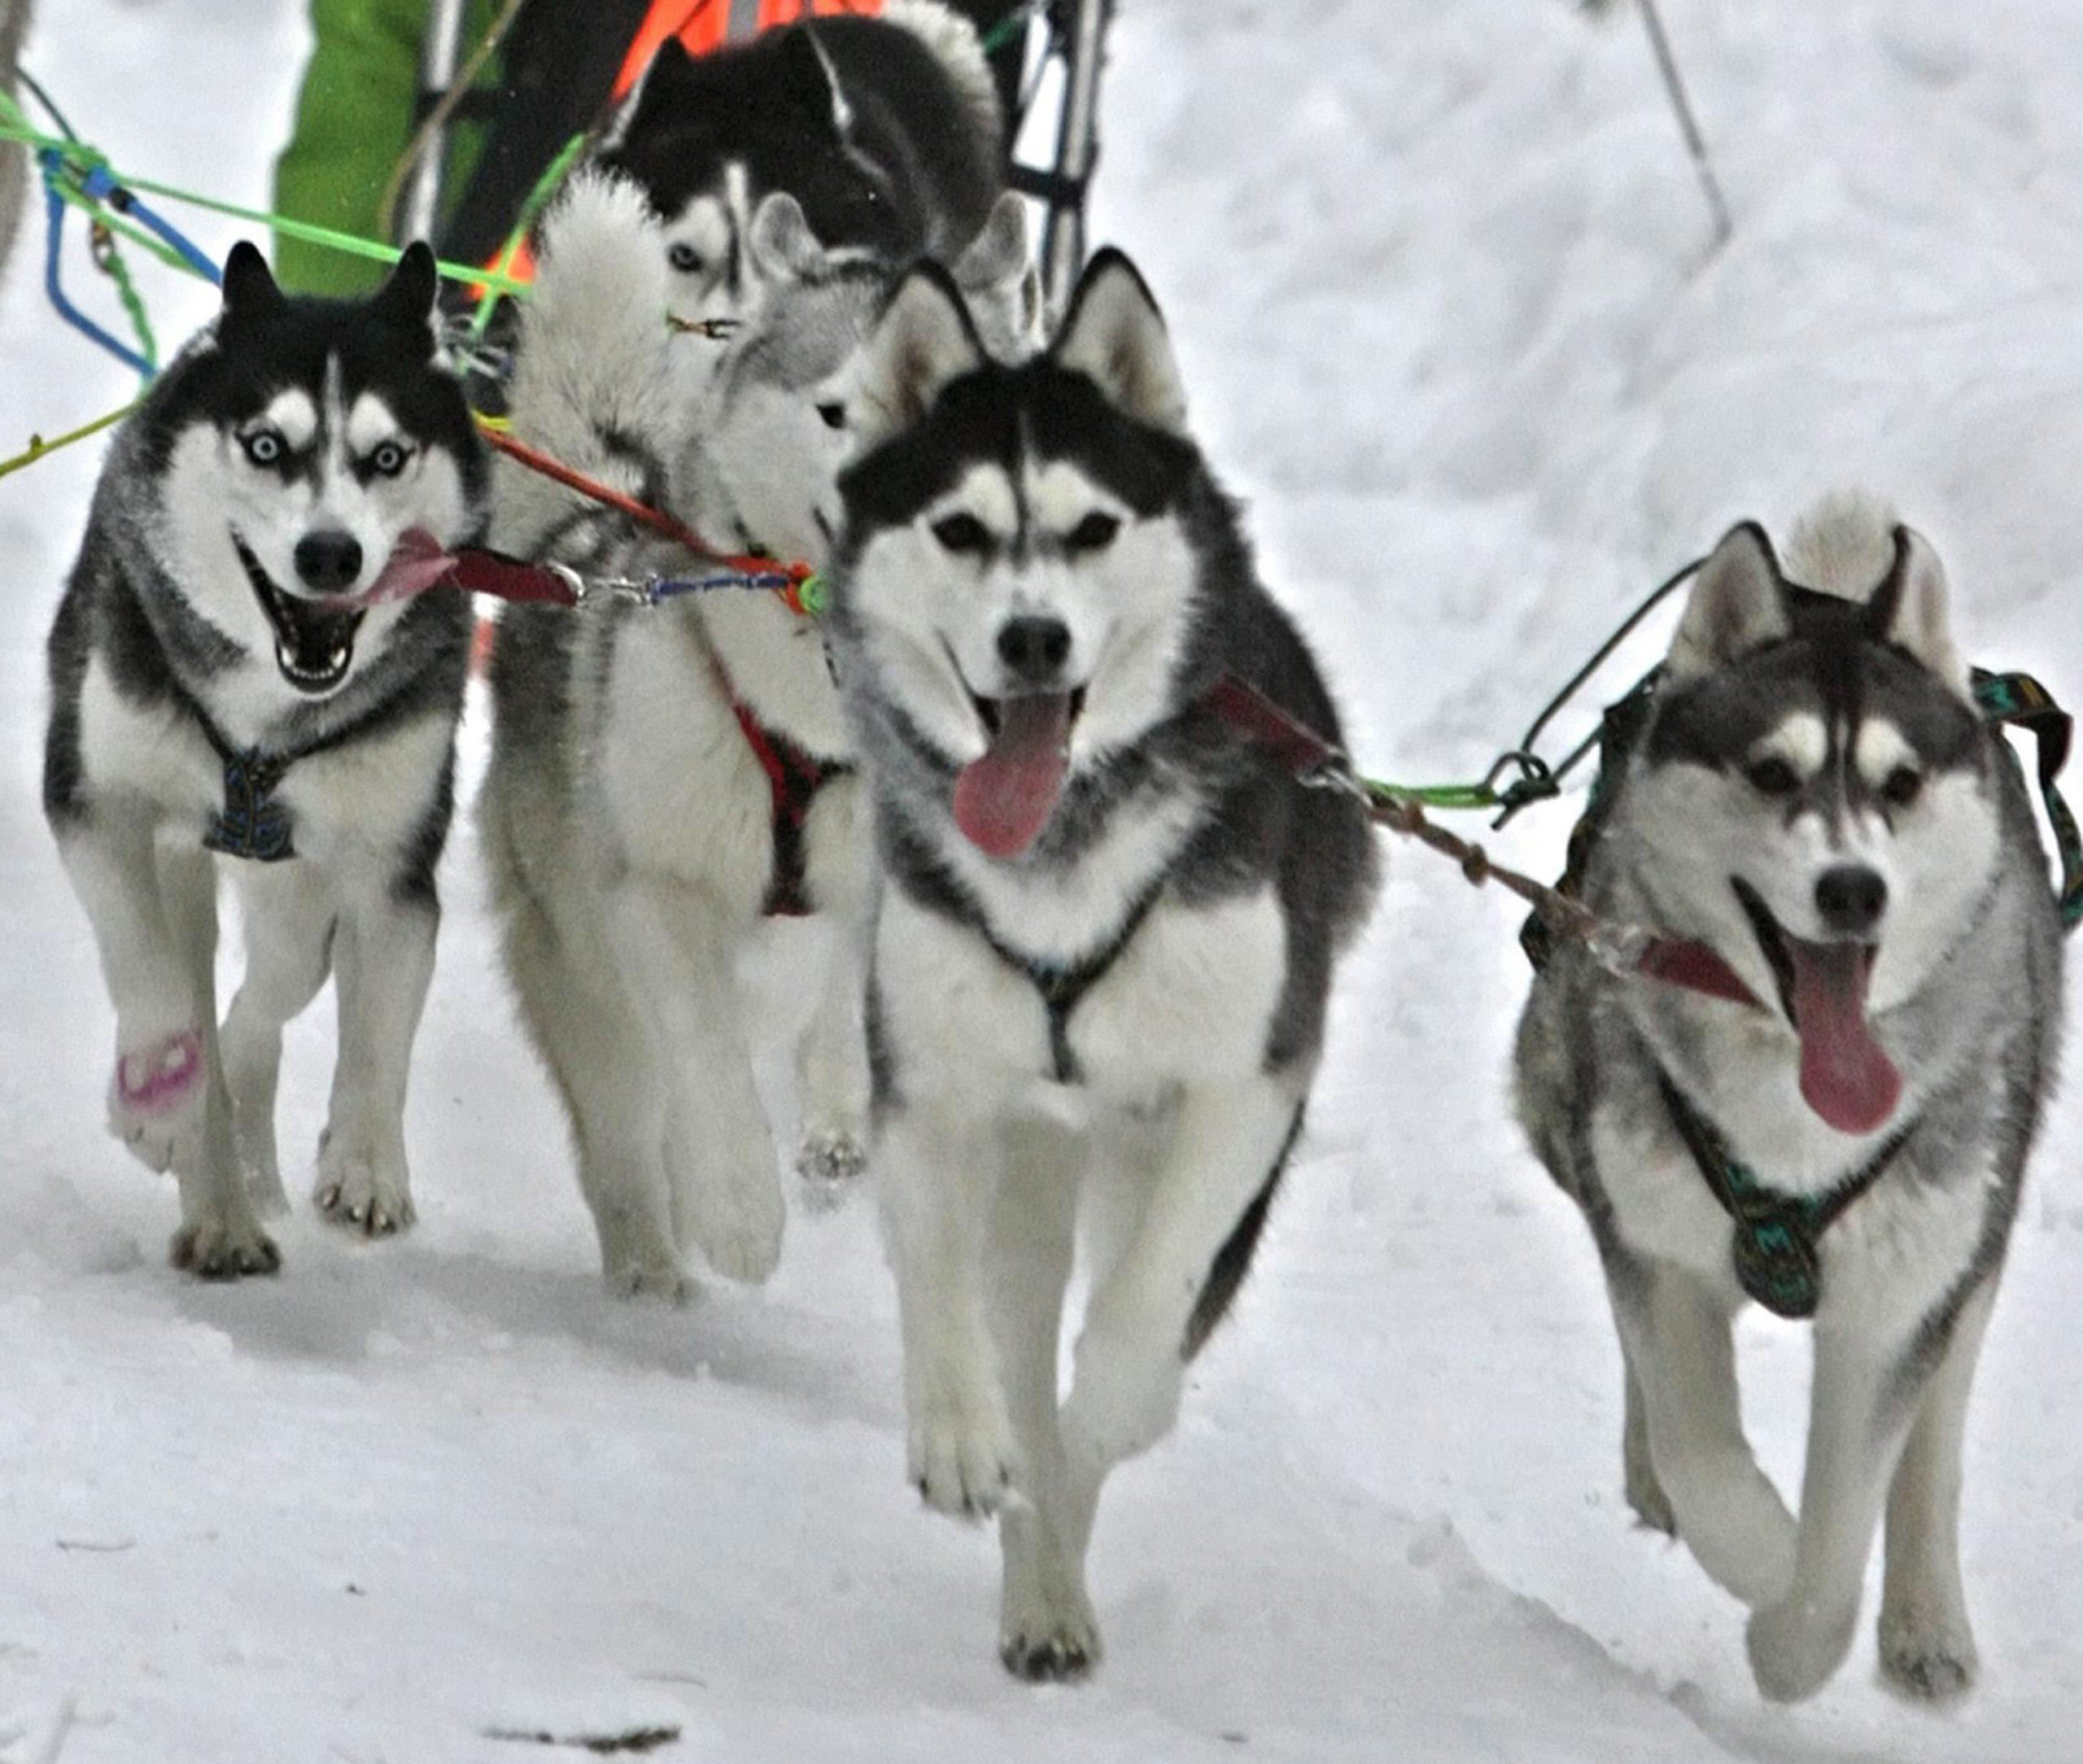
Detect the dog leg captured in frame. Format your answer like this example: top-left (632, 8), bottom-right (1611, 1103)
top-left (1619, 1334), bottom-right (1676, 1535)
top-left (881, 1096), bottom-right (1016, 1519)
top-left (1618, 1265), bottom-right (1794, 1608)
top-left (59, 826), bottom-right (277, 1276)
top-left (1747, 1316), bottom-right (1927, 1702)
top-left (1877, 1281), bottom-right (1994, 1702)
top-left (608, 875), bottom-right (783, 1285)
top-left (987, 1121), bottom-right (1098, 1682)
top-left (221, 862), bottom-right (334, 1216)
top-left (1058, 1080), bottom-right (1299, 1500)
top-left (313, 879), bottom-right (435, 1238)
top-left (794, 778), bottom-right (871, 1200)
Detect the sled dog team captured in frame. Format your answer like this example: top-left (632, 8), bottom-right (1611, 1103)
top-left (37, 0), bottom-right (2063, 1706)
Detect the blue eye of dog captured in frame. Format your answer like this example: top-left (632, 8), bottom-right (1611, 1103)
top-left (1883, 765), bottom-right (1924, 809)
top-left (369, 441), bottom-right (410, 478)
top-left (1745, 757), bottom-right (1801, 797)
top-left (931, 513), bottom-right (993, 555)
top-left (817, 403), bottom-right (846, 431)
top-left (1064, 511), bottom-right (1120, 553)
top-left (667, 243), bottom-right (703, 274)
top-left (241, 429), bottom-right (285, 467)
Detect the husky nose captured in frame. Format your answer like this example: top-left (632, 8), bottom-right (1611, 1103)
top-left (1815, 865), bottom-right (1887, 937)
top-left (997, 617), bottom-right (1072, 686)
top-left (294, 531), bottom-right (363, 595)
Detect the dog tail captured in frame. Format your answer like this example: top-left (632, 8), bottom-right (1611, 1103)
top-left (880, 0), bottom-right (1003, 155)
top-left (1784, 491), bottom-right (1903, 604)
top-left (494, 170), bottom-right (680, 557)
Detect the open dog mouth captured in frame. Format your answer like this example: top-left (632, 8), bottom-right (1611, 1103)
top-left (951, 682), bottom-right (1088, 859)
top-left (233, 535), bottom-right (365, 696)
top-left (1730, 876), bottom-right (1902, 1135)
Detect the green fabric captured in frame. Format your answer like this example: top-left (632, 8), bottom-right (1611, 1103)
top-left (272, 0), bottom-right (498, 296)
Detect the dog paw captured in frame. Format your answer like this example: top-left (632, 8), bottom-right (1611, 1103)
top-left (682, 1159), bottom-right (786, 1286)
top-left (909, 1380), bottom-right (1017, 1520)
top-left (313, 1141), bottom-right (416, 1238)
top-left (1001, 1583), bottom-right (1101, 1683)
top-left (793, 1126), bottom-right (867, 1212)
top-left (1879, 1607), bottom-right (1978, 1702)
top-left (1748, 1597), bottom-right (1858, 1705)
top-left (605, 1254), bottom-right (699, 1307)
top-left (107, 1028), bottom-right (207, 1174)
top-left (171, 1213), bottom-right (281, 1280)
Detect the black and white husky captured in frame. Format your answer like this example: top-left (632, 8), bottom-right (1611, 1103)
top-left (478, 172), bottom-right (1034, 1299)
top-left (595, 0), bottom-right (1003, 343)
top-left (823, 253), bottom-right (1380, 1678)
top-left (43, 242), bottom-right (487, 1275)
top-left (1514, 498), bottom-right (2063, 1702)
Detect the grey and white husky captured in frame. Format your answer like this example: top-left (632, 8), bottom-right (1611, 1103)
top-left (1514, 498), bottom-right (2062, 1702)
top-left (478, 172), bottom-right (1034, 1299)
top-left (823, 252), bottom-right (1380, 1678)
top-left (43, 242), bottom-right (487, 1275)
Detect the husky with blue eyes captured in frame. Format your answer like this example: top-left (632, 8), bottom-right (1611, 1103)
top-left (43, 242), bottom-right (487, 1276)
top-left (1515, 499), bottom-right (2063, 1703)
top-left (823, 251), bottom-right (1379, 1679)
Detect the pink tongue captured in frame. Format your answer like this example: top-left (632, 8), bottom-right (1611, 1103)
top-left (354, 527), bottom-right (456, 607)
top-left (953, 694), bottom-right (1072, 858)
top-left (1788, 940), bottom-right (1902, 1134)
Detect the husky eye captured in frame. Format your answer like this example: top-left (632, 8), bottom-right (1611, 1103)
top-left (1745, 756), bottom-right (1801, 797)
top-left (816, 402), bottom-right (846, 431)
top-left (931, 513), bottom-right (993, 555)
top-left (667, 242), bottom-right (704, 275)
top-left (1063, 511), bottom-right (1120, 554)
top-left (1882, 765), bottom-right (1924, 809)
top-left (240, 428), bottom-right (286, 467)
top-left (368, 441), bottom-right (412, 478)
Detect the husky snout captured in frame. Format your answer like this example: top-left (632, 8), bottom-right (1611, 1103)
top-left (1814, 863), bottom-right (1886, 937)
top-left (996, 615), bottom-right (1072, 688)
top-left (293, 530), bottom-right (364, 596)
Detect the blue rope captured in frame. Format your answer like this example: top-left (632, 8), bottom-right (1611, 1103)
top-left (42, 173), bottom-right (151, 377)
top-left (645, 571), bottom-right (805, 601)
top-left (75, 160), bottom-right (221, 285)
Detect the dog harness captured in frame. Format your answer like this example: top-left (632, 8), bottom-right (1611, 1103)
top-left (168, 684), bottom-right (378, 864)
top-left (1655, 1071), bottom-right (1916, 1320)
top-left (730, 698), bottom-right (846, 918)
top-left (978, 887), bottom-right (1164, 1085)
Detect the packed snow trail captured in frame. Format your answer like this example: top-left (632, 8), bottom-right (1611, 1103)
top-left (3, 2), bottom-right (2082, 1757)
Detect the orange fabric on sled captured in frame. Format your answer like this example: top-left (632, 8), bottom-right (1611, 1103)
top-left (610, 0), bottom-right (885, 103)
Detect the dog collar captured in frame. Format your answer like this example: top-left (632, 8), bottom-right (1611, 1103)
top-left (1656, 1070), bottom-right (1915, 1319)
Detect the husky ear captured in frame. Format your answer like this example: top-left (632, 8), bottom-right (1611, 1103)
top-left (952, 192), bottom-right (1041, 352)
top-left (1666, 522), bottom-right (1792, 679)
top-left (371, 241), bottom-right (439, 344)
top-left (221, 241), bottom-right (286, 327)
top-left (1050, 248), bottom-right (1187, 434)
top-left (1869, 526), bottom-right (1971, 696)
top-left (777, 25), bottom-right (837, 118)
top-left (850, 263), bottom-right (984, 452)
top-left (749, 191), bottom-right (826, 286)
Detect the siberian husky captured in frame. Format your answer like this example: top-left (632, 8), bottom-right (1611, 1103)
top-left (1514, 500), bottom-right (2063, 1701)
top-left (478, 172), bottom-right (1035, 1299)
top-left (43, 242), bottom-right (487, 1274)
top-left (595, 0), bottom-right (1003, 347)
top-left (823, 251), bottom-right (1380, 1677)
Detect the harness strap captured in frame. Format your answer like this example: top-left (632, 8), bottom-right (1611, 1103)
top-left (1657, 1071), bottom-right (1914, 1319)
top-left (169, 681), bottom-right (378, 865)
top-left (1972, 668), bottom-right (2083, 929)
top-left (980, 886), bottom-right (1164, 1085)
top-left (730, 699), bottom-right (845, 917)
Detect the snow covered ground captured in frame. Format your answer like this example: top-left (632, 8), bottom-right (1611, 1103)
top-left (5, 1), bottom-right (2083, 1757)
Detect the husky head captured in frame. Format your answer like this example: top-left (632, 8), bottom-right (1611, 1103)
top-left (1624, 508), bottom-right (1999, 1134)
top-left (596, 27), bottom-right (923, 330)
top-left (143, 242), bottom-right (484, 699)
top-left (827, 247), bottom-right (1214, 861)
top-left (690, 188), bottom-right (1039, 566)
